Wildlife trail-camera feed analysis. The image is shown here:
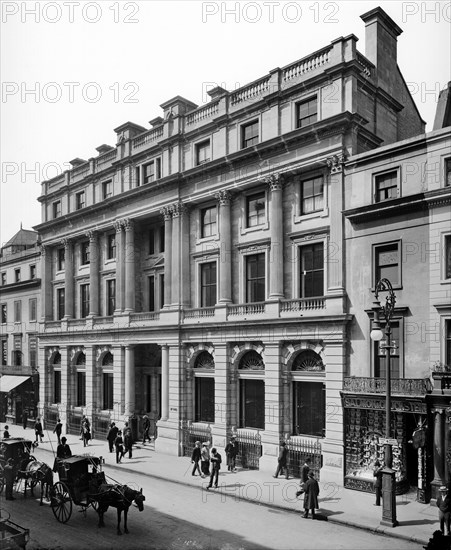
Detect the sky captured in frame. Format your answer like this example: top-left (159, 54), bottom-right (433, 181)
top-left (1, 0), bottom-right (450, 244)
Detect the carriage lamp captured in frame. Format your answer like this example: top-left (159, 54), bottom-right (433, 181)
top-left (370, 278), bottom-right (398, 528)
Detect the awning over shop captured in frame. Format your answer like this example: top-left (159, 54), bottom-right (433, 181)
top-left (0, 375), bottom-right (31, 393)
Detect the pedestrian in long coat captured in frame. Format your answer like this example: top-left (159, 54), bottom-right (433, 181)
top-left (225, 437), bottom-right (239, 472)
top-left (123, 422), bottom-right (133, 458)
top-left (34, 418), bottom-right (43, 443)
top-left (373, 460), bottom-right (383, 506)
top-left (437, 485), bottom-right (451, 536)
top-left (191, 441), bottom-right (204, 477)
top-left (303, 471), bottom-right (320, 519)
top-left (142, 415), bottom-right (151, 444)
top-left (201, 442), bottom-right (210, 476)
top-left (22, 410), bottom-right (28, 430)
top-left (273, 442), bottom-right (289, 479)
top-left (53, 418), bottom-right (62, 445)
top-left (106, 422), bottom-right (119, 453)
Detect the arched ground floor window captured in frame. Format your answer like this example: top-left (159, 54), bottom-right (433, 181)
top-left (239, 379), bottom-right (265, 430)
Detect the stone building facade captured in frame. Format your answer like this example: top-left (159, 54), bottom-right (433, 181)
top-left (342, 83), bottom-right (451, 501)
top-left (0, 228), bottom-right (41, 424)
top-left (34, 8), bottom-right (425, 483)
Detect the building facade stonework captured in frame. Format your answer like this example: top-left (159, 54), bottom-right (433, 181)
top-left (32, 8), bottom-right (433, 489)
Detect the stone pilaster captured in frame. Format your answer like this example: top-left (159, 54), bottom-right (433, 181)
top-left (85, 345), bottom-right (96, 417)
top-left (326, 152), bottom-right (346, 294)
top-left (260, 342), bottom-right (283, 472)
top-left (112, 344), bottom-right (124, 419)
top-left (432, 409), bottom-right (445, 490)
top-left (61, 346), bottom-right (71, 416)
top-left (87, 231), bottom-right (99, 316)
top-left (161, 344), bottom-right (169, 421)
top-left (211, 344), bottom-right (228, 449)
top-left (265, 174), bottom-right (284, 299)
top-left (171, 203), bottom-right (188, 307)
top-left (39, 244), bottom-right (53, 320)
top-left (124, 344), bottom-right (135, 416)
top-left (114, 221), bottom-right (124, 313)
top-left (161, 206), bottom-right (173, 307)
top-left (123, 219), bottom-right (135, 312)
top-left (62, 238), bottom-right (74, 319)
top-left (215, 190), bottom-right (232, 304)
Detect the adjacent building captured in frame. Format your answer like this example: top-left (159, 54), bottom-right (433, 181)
top-left (0, 227), bottom-right (41, 425)
top-left (32, 7), bottom-right (428, 488)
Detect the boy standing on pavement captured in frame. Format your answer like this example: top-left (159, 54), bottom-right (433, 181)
top-left (206, 447), bottom-right (222, 489)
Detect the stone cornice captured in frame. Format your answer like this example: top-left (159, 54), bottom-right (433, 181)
top-left (0, 279), bottom-right (41, 293)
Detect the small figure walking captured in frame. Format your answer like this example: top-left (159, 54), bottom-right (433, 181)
top-left (107, 422), bottom-right (118, 453)
top-left (114, 430), bottom-right (125, 464)
top-left (191, 441), bottom-right (204, 477)
top-left (142, 415), bottom-right (151, 444)
top-left (34, 417), bottom-right (43, 443)
top-left (80, 415), bottom-right (90, 440)
top-left (4, 458), bottom-right (16, 500)
top-left (373, 460), bottom-right (383, 506)
top-left (225, 436), bottom-right (238, 472)
top-left (201, 442), bottom-right (210, 476)
top-left (53, 418), bottom-right (62, 446)
top-left (3, 425), bottom-right (10, 439)
top-left (81, 417), bottom-right (91, 447)
top-left (206, 447), bottom-right (222, 490)
top-left (437, 485), bottom-right (451, 536)
top-left (303, 471), bottom-right (320, 519)
top-left (273, 441), bottom-right (289, 479)
top-left (22, 409), bottom-right (28, 430)
top-left (123, 422), bottom-right (133, 458)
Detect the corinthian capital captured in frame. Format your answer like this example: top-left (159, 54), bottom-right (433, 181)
top-left (171, 202), bottom-right (188, 218)
top-left (114, 220), bottom-right (123, 233)
top-left (85, 230), bottom-right (97, 242)
top-left (160, 205), bottom-right (174, 221)
top-left (326, 151), bottom-right (346, 174)
top-left (122, 218), bottom-right (134, 232)
top-left (263, 173), bottom-right (284, 191)
top-left (215, 189), bottom-right (233, 205)
top-left (60, 237), bottom-right (71, 249)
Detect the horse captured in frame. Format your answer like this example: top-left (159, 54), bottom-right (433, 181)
top-left (24, 460), bottom-right (54, 505)
top-left (91, 483), bottom-right (145, 535)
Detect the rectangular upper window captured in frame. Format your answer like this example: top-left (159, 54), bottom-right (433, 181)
top-left (57, 248), bottom-right (65, 271)
top-left (300, 176), bottom-right (324, 215)
top-left (107, 234), bottom-right (116, 260)
top-left (246, 192), bottom-right (266, 228)
top-left (200, 262), bottom-right (217, 307)
top-left (246, 253), bottom-right (265, 303)
top-left (80, 284), bottom-right (90, 318)
top-left (1, 304), bottom-right (6, 324)
top-left (374, 320), bottom-right (400, 379)
top-left (57, 288), bottom-right (65, 320)
top-left (102, 180), bottom-right (112, 199)
top-left (201, 206), bottom-right (217, 238)
top-left (446, 320), bottom-right (451, 367)
top-left (300, 243), bottom-right (324, 298)
top-left (149, 228), bottom-right (155, 255)
top-left (159, 225), bottom-right (165, 252)
top-left (143, 158), bottom-right (161, 184)
top-left (196, 140), bottom-right (210, 165)
top-left (14, 300), bottom-right (21, 323)
top-left (297, 97), bottom-right (318, 128)
top-left (106, 279), bottom-right (116, 316)
top-left (241, 120), bottom-right (259, 148)
top-left (445, 235), bottom-right (451, 280)
top-left (29, 298), bottom-right (37, 321)
top-left (30, 265), bottom-right (36, 279)
top-left (0, 273), bottom-right (5, 285)
top-left (76, 191), bottom-right (85, 210)
top-left (374, 242), bottom-right (401, 287)
top-left (374, 170), bottom-right (399, 203)
top-left (445, 158), bottom-right (451, 187)
top-left (15, 268), bottom-right (21, 283)
top-left (81, 241), bottom-right (90, 265)
top-left (52, 200), bottom-right (61, 219)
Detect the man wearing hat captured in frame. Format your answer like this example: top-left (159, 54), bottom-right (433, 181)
top-left (273, 441), bottom-right (289, 479)
top-left (225, 436), bottom-right (239, 472)
top-left (56, 436), bottom-right (72, 460)
top-left (4, 458), bottom-right (16, 500)
top-left (303, 471), bottom-right (320, 519)
top-left (142, 415), bottom-right (151, 445)
top-left (437, 485), bottom-right (451, 535)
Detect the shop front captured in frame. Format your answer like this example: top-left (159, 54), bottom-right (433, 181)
top-left (341, 377), bottom-right (430, 503)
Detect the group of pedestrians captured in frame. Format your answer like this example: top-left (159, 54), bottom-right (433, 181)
top-left (190, 439), bottom-right (233, 490)
top-left (106, 421), bottom-right (134, 463)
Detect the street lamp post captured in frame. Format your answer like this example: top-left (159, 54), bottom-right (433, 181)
top-left (370, 278), bottom-right (398, 528)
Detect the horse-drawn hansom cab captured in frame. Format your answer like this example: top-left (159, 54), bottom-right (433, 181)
top-left (0, 437), bottom-right (35, 494)
top-left (51, 454), bottom-right (145, 534)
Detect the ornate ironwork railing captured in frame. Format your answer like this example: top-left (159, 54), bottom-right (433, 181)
top-left (286, 437), bottom-right (322, 480)
top-left (181, 421), bottom-right (212, 457)
top-left (67, 408), bottom-right (84, 436)
top-left (235, 430), bottom-right (262, 470)
top-left (92, 412), bottom-right (111, 439)
top-left (343, 377), bottom-right (429, 396)
top-left (43, 404), bottom-right (59, 432)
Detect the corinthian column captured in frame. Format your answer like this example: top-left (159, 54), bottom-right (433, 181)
top-left (114, 220), bottom-right (124, 313)
top-left (123, 218), bottom-right (135, 312)
top-left (433, 409), bottom-right (445, 486)
top-left (171, 203), bottom-right (188, 307)
top-left (62, 238), bottom-right (74, 319)
top-left (160, 206), bottom-right (173, 307)
top-left (124, 344), bottom-right (135, 416)
top-left (215, 190), bottom-right (232, 303)
top-left (266, 174), bottom-right (284, 299)
top-left (161, 344), bottom-right (169, 421)
top-left (40, 244), bottom-right (53, 321)
top-left (87, 231), bottom-right (99, 316)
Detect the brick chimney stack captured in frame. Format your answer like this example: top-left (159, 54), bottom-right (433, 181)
top-left (360, 7), bottom-right (403, 92)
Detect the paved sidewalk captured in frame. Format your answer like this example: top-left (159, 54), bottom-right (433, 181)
top-left (8, 425), bottom-right (432, 546)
